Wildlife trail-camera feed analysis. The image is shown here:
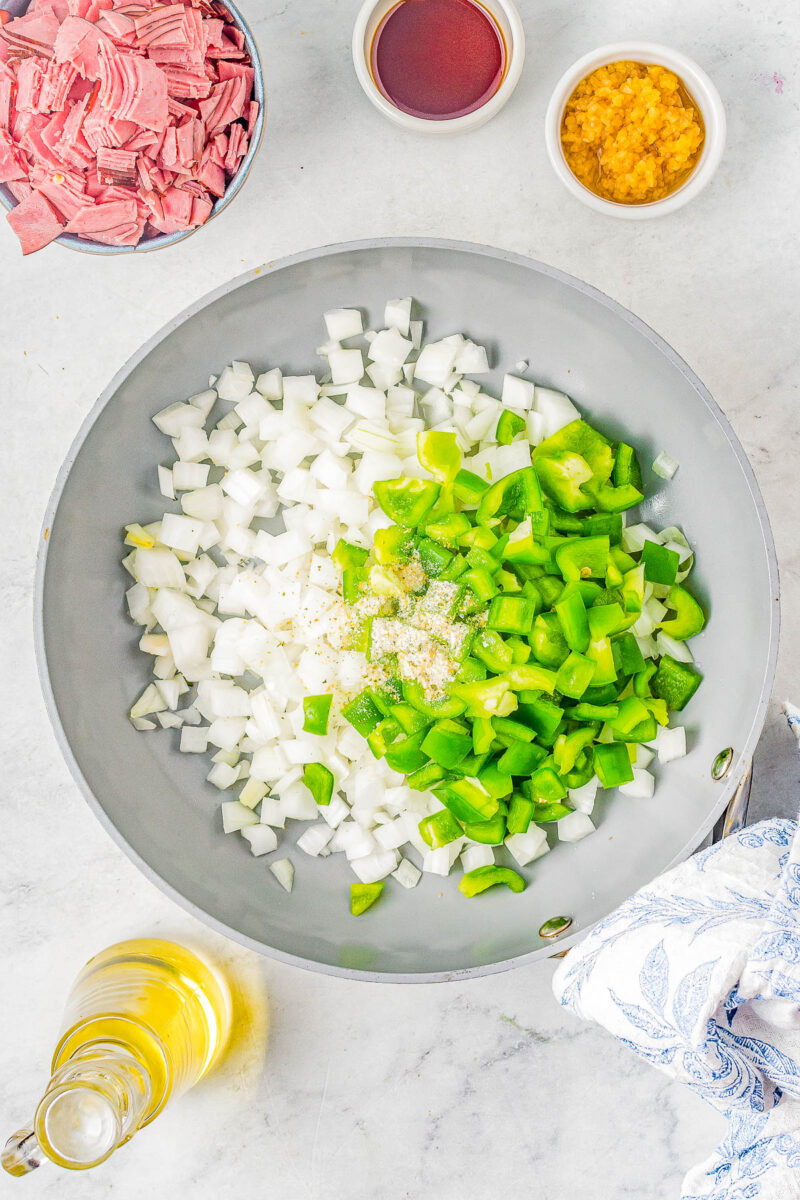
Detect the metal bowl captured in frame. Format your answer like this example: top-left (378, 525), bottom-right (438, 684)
top-left (0, 0), bottom-right (265, 255)
top-left (36, 239), bottom-right (779, 981)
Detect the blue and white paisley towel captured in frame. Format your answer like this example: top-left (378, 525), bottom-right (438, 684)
top-left (554, 704), bottom-right (800, 1199)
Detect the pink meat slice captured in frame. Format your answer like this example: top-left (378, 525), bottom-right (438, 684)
top-left (53, 16), bottom-right (111, 79)
top-left (0, 127), bottom-right (28, 181)
top-left (0, 79), bottom-right (11, 130)
top-left (6, 187), bottom-right (64, 253)
top-left (15, 58), bottom-right (46, 113)
top-left (96, 143), bottom-right (136, 184)
top-left (133, 5), bottom-right (186, 49)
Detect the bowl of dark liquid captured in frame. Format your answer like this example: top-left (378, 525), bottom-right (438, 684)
top-left (353, 0), bottom-right (525, 133)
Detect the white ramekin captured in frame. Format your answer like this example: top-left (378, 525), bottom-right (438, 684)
top-left (544, 42), bottom-right (726, 219)
top-left (352, 0), bottom-right (525, 134)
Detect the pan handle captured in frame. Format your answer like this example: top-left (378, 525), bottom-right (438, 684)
top-left (711, 760), bottom-right (753, 842)
top-left (549, 759), bottom-right (755, 959)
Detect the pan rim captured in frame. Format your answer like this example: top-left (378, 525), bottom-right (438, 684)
top-left (33, 236), bottom-right (781, 983)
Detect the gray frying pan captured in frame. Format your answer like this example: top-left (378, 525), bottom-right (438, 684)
top-left (35, 239), bottom-right (779, 981)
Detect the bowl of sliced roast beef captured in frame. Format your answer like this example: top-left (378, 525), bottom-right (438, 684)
top-left (0, 0), bottom-right (265, 255)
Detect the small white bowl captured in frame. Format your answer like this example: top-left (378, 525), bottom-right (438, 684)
top-left (352, 0), bottom-right (525, 134)
top-left (544, 42), bottom-right (726, 219)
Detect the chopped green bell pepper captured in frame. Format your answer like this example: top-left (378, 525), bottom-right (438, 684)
top-left (613, 442), bottom-right (642, 490)
top-left (419, 809), bottom-right (463, 849)
top-left (530, 613), bottom-right (570, 668)
top-left (497, 741), bottom-right (548, 775)
top-left (459, 865), bottom-right (526, 896)
top-left (641, 539), bottom-right (680, 586)
top-left (373, 525), bottom-right (413, 565)
top-left (367, 717), bottom-right (403, 758)
top-left (417, 430), bottom-right (461, 482)
top-left (303, 693), bottom-right (332, 736)
top-left (407, 762), bottom-right (448, 791)
top-left (487, 594), bottom-right (537, 635)
top-left (555, 536), bottom-right (610, 581)
top-left (476, 467), bottom-right (543, 525)
top-left (351, 882), bottom-right (385, 915)
top-left (612, 632), bottom-right (646, 676)
top-left (530, 801), bottom-right (573, 823)
top-left (302, 762), bottom-right (334, 806)
top-left (555, 589), bottom-right (590, 652)
top-left (554, 725), bottom-right (598, 774)
top-left (374, 477), bottom-right (441, 527)
top-left (534, 450), bottom-right (594, 511)
top-left (586, 637), bottom-right (617, 685)
top-left (555, 650), bottom-right (596, 699)
top-left (507, 794), bottom-right (534, 835)
top-left (435, 777), bottom-right (499, 823)
top-left (416, 535), bottom-right (453, 577)
top-left (421, 720), bottom-right (473, 769)
top-left (652, 655), bottom-right (702, 710)
top-left (332, 538), bottom-right (370, 603)
top-left (402, 680), bottom-right (467, 719)
top-left (463, 811), bottom-right (507, 844)
top-left (593, 742), bottom-right (635, 787)
top-left (384, 729), bottom-right (430, 773)
top-left (659, 585), bottom-right (706, 640)
top-left (342, 689), bottom-right (384, 737)
top-left (451, 678), bottom-right (517, 719)
top-left (496, 409), bottom-right (527, 444)
top-left (453, 467), bottom-right (489, 506)
top-left (528, 764), bottom-right (568, 802)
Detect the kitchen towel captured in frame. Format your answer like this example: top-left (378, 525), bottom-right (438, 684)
top-left (553, 708), bottom-right (800, 1199)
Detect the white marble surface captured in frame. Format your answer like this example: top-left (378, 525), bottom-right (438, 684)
top-left (1, 0), bottom-right (799, 1196)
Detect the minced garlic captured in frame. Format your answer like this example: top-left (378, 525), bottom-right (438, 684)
top-left (561, 60), bottom-right (704, 204)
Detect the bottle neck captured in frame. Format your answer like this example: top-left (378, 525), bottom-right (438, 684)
top-left (33, 1042), bottom-right (152, 1171)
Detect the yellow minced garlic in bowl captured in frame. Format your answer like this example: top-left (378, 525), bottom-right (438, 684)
top-left (560, 60), bottom-right (705, 205)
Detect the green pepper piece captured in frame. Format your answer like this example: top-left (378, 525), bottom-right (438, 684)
top-left (419, 809), bottom-right (464, 849)
top-left (559, 579), bottom-right (604, 607)
top-left (487, 594), bottom-right (537, 635)
top-left (530, 801), bottom-right (573, 823)
top-left (367, 717), bottom-right (403, 758)
top-left (659, 585), bottom-right (706, 640)
top-left (582, 682), bottom-right (621, 705)
top-left (586, 637), bottom-right (617, 685)
top-left (571, 701), bottom-right (620, 722)
top-left (407, 761), bottom-right (448, 791)
top-left (516, 695), bottom-right (564, 741)
top-left (555, 650), bottom-right (596, 699)
top-left (463, 566), bottom-right (499, 603)
top-left (498, 741), bottom-right (548, 775)
top-left (456, 656), bottom-right (488, 683)
top-left (451, 678), bottom-right (517, 719)
top-left (342, 689), bottom-right (384, 737)
top-left (535, 576), bottom-right (565, 607)
top-left (506, 635), bottom-right (533, 664)
top-left (384, 729), bottom-right (430, 773)
top-left (475, 762), bottom-right (515, 800)
top-left (588, 602), bottom-right (630, 640)
top-left (641, 540), bottom-right (680, 586)
top-left (416, 535), bottom-right (454, 577)
top-left (613, 442), bottom-right (642, 490)
top-left (459, 865), bottom-right (525, 896)
top-left (507, 794), bottom-right (534, 835)
top-left (643, 696), bottom-right (669, 726)
top-left (496, 568), bottom-right (522, 593)
top-left (621, 564), bottom-right (645, 614)
top-left (589, 481), bottom-right (644, 513)
top-left (476, 467), bottom-right (544, 525)
top-left (503, 663), bottom-right (558, 693)
top-left (652, 655), bottom-right (702, 710)
top-left (425, 511), bottom-right (472, 548)
top-left (503, 522), bottom-right (553, 566)
top-left (302, 762), bottom-right (334, 806)
top-left (374, 477), bottom-right (440, 528)
top-left (453, 467), bottom-right (490, 506)
top-left (584, 512), bottom-right (624, 543)
top-left (593, 742), bottom-right (635, 787)
top-left (534, 450), bottom-right (594, 512)
top-left (302, 693), bottom-right (333, 736)
top-left (421, 719), bottom-right (473, 769)
top-left (435, 777), bottom-right (499, 823)
top-left (612, 632), bottom-right (646, 676)
top-left (417, 430), bottom-right (461, 482)
top-left (389, 702), bottom-right (429, 735)
top-left (473, 629), bottom-right (514, 673)
top-left (402, 680), bottom-right (467, 719)
top-left (373, 525), bottom-right (413, 565)
top-left (555, 589), bottom-right (590, 653)
top-left (633, 660), bottom-right (657, 697)
top-left (609, 545), bottom-right (637, 573)
top-left (332, 538), bottom-right (370, 603)
top-left (493, 716), bottom-right (536, 742)
top-left (528, 764), bottom-right (568, 802)
top-left (547, 506), bottom-right (585, 534)
top-left (612, 695), bottom-right (651, 735)
top-left (459, 525), bottom-right (498, 551)
top-left (553, 725), bottom-right (598, 775)
top-left (610, 714), bottom-right (658, 743)
top-left (564, 750), bottom-right (596, 789)
top-left (555, 536), bottom-right (610, 582)
top-left (472, 716), bottom-right (495, 755)
top-left (496, 409), bottom-right (527, 444)
top-left (351, 882), bottom-right (385, 915)
top-left (462, 811), bottom-right (507, 844)
top-left (534, 420), bottom-right (615, 481)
